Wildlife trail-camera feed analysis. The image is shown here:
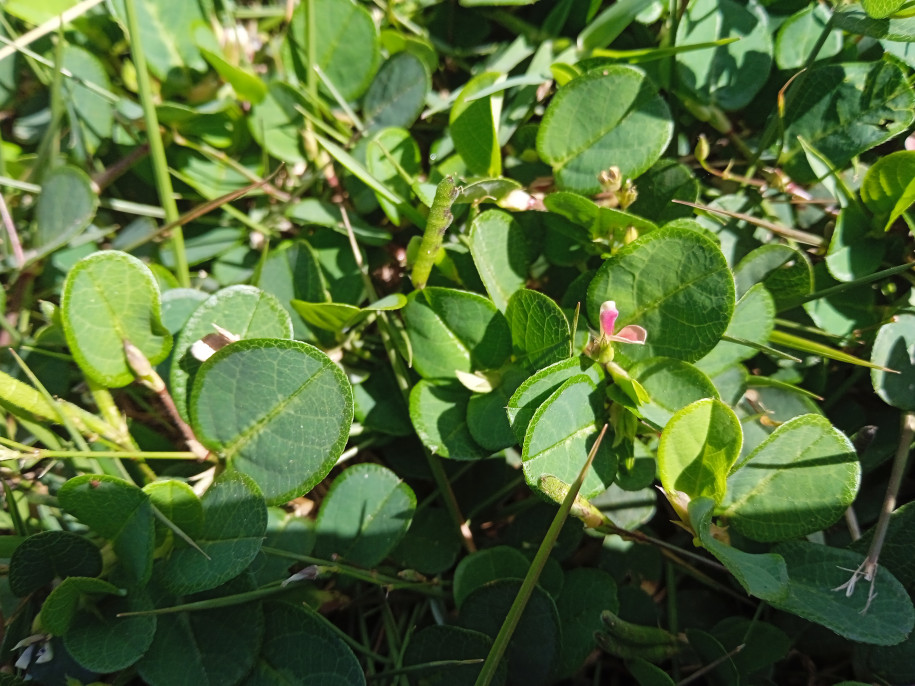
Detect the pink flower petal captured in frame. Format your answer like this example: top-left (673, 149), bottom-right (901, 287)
top-left (610, 325), bottom-right (647, 344)
top-left (599, 301), bottom-right (619, 337)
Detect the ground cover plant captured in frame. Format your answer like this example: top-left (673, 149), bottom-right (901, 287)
top-left (1, 0), bottom-right (915, 683)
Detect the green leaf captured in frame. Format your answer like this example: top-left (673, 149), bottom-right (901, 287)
top-left (314, 463), bottom-right (416, 567)
top-left (522, 375), bottom-right (621, 500)
top-left (627, 159), bottom-right (700, 224)
top-left (734, 244), bottom-right (813, 308)
top-left (291, 293), bottom-right (407, 332)
top-left (861, 150), bottom-right (915, 231)
top-left (696, 284), bottom-right (775, 377)
top-left (578, 0), bottom-right (657, 51)
top-left (825, 204), bottom-right (885, 282)
top-left (631, 358), bottom-right (719, 429)
top-left (390, 507), bottom-right (462, 575)
top-left (689, 498), bottom-right (789, 602)
top-left (402, 625), bottom-right (504, 686)
top-left (543, 191), bottom-right (658, 240)
top-left (675, 0), bottom-right (772, 110)
top-left (286, 0), bottom-right (379, 101)
top-left (190, 339), bottom-right (352, 504)
top-left (200, 47), bottom-right (268, 103)
top-left (459, 580), bottom-right (561, 686)
top-left (721, 415), bottom-right (859, 542)
top-left (61, 46), bottom-right (114, 155)
top-left (554, 568), bottom-right (619, 678)
top-left (507, 357), bottom-right (606, 444)
top-left (138, 574), bottom-right (263, 686)
top-left (171, 285), bottom-right (293, 422)
top-left (363, 52), bottom-right (430, 133)
top-left (466, 365), bottom-right (528, 452)
top-left (61, 250), bottom-right (172, 388)
top-left (39, 577), bottom-right (121, 635)
top-left (158, 473), bottom-right (267, 595)
top-left (453, 546), bottom-right (530, 608)
top-left (871, 311), bottom-right (915, 411)
top-left (450, 72), bottom-right (503, 177)
top-left (402, 287), bottom-right (512, 380)
top-left (9, 530), bottom-right (102, 597)
top-left (409, 380), bottom-right (491, 460)
top-left (249, 82), bottom-right (308, 163)
top-left (144, 479), bottom-right (203, 542)
top-left (587, 226), bottom-right (735, 364)
top-left (255, 239), bottom-right (328, 341)
top-left (537, 66), bottom-right (673, 194)
top-left (770, 541), bottom-right (914, 646)
top-left (505, 289), bottom-right (571, 372)
top-left (244, 601), bottom-right (365, 685)
top-left (833, 6), bottom-right (915, 40)
top-left (58, 475), bottom-right (155, 585)
top-left (658, 399), bottom-right (742, 504)
top-left (468, 209), bottom-right (530, 312)
top-left (774, 5), bottom-right (843, 70)
top-left (365, 127), bottom-right (421, 225)
top-left (863, 0), bottom-right (907, 19)
top-left (781, 60), bottom-right (915, 183)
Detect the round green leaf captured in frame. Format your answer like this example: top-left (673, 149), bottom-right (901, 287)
top-left (389, 507), bottom-right (462, 575)
top-left (537, 66), bottom-right (673, 194)
top-left (466, 365), bottom-right (528, 452)
top-left (65, 585), bottom-right (156, 673)
top-left (363, 51), bottom-right (429, 133)
top-left (863, 0), bottom-right (907, 19)
top-left (676, 0), bottom-right (772, 110)
top-left (402, 287), bottom-right (512, 380)
top-left (522, 375), bottom-right (622, 500)
top-left (631, 358), bottom-right (719, 429)
top-left (243, 601), bottom-right (365, 685)
top-left (35, 165), bottom-right (98, 252)
top-left (453, 545), bottom-right (529, 609)
top-left (586, 226), bottom-right (735, 364)
top-left (143, 479), bottom-right (203, 542)
top-left (314, 463), bottom-right (415, 567)
top-left (505, 289), bottom-right (571, 372)
top-left (627, 158), bottom-right (700, 224)
top-left (171, 284), bottom-right (293, 422)
top-left (409, 380), bottom-right (491, 460)
top-left (871, 312), bottom-right (915, 411)
top-left (658, 399), bottom-right (742, 504)
top-left (287, 0), bottom-right (379, 101)
top-left (249, 82), bottom-right (308, 163)
top-left (734, 244), bottom-right (812, 309)
top-left (468, 209), bottom-right (530, 312)
top-left (507, 357), bottom-right (605, 444)
top-left (158, 472), bottom-right (267, 595)
top-left (58, 475), bottom-right (155, 585)
top-left (61, 250), bottom-right (172, 388)
top-left (138, 574), bottom-right (263, 686)
top-left (402, 625), bottom-right (505, 686)
top-left (722, 415), bottom-right (860, 542)
top-left (39, 577), bottom-right (121, 636)
top-left (9, 531), bottom-right (102, 597)
top-left (459, 580), bottom-right (560, 686)
top-left (190, 339), bottom-right (352, 504)
top-left (770, 541), bottom-right (914, 646)
top-left (61, 45), bottom-right (113, 154)
top-left (826, 204), bottom-right (885, 283)
top-left (774, 5), bottom-right (843, 70)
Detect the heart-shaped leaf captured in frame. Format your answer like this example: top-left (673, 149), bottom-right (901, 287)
top-left (61, 251), bottom-right (172, 388)
top-left (190, 339), bottom-right (352, 504)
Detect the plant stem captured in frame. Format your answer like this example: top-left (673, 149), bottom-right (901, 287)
top-left (123, 0), bottom-right (189, 287)
top-left (474, 426), bottom-right (607, 686)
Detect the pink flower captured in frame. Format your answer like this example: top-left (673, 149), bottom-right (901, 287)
top-left (599, 301), bottom-right (647, 345)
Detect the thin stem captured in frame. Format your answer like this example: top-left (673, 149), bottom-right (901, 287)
top-left (0, 190), bottom-right (23, 268)
top-left (123, 0), bottom-right (189, 286)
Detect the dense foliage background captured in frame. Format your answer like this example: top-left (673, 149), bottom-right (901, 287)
top-left (1, 0), bottom-right (915, 684)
